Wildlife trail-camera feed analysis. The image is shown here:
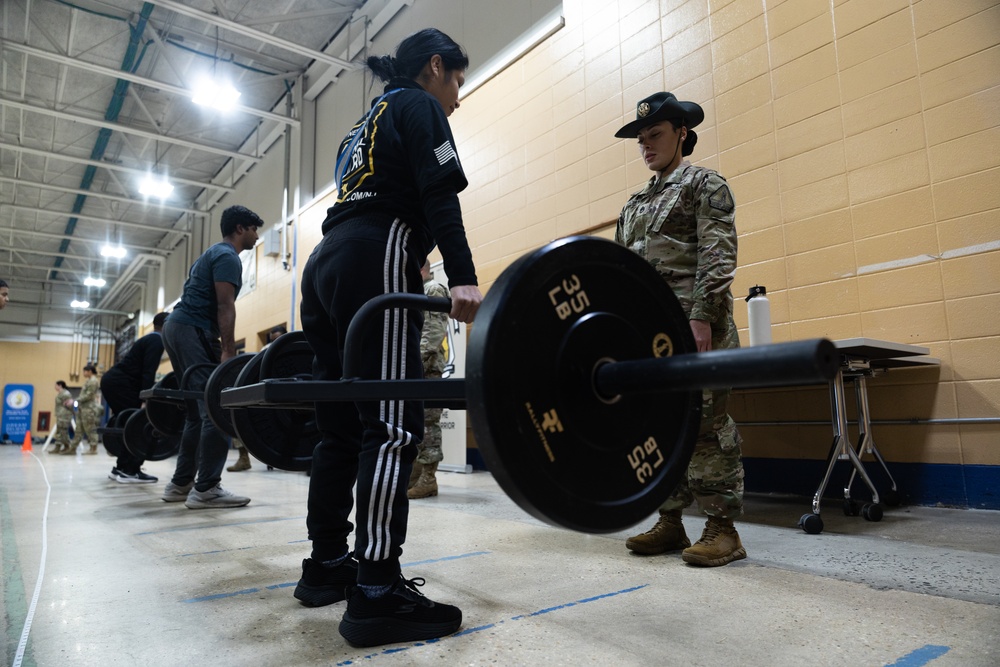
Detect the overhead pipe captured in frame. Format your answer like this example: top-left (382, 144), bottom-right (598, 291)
top-left (281, 84), bottom-right (293, 271)
top-left (739, 418), bottom-right (1000, 426)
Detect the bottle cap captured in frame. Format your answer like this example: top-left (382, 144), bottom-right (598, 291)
top-left (746, 285), bottom-right (766, 302)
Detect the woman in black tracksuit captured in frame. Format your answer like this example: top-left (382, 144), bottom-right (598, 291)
top-left (295, 28), bottom-right (482, 648)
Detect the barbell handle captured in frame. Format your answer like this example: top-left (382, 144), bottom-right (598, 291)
top-left (595, 338), bottom-right (839, 397)
top-left (343, 293), bottom-right (451, 379)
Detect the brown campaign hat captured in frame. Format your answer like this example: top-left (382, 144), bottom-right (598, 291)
top-left (615, 92), bottom-right (704, 138)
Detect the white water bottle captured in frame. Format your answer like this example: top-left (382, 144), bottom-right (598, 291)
top-left (746, 285), bottom-right (772, 346)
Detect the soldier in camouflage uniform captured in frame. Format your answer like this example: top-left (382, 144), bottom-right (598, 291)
top-left (52, 380), bottom-right (75, 454)
top-left (614, 92), bottom-right (746, 567)
top-left (409, 261), bottom-right (452, 499)
top-left (68, 363), bottom-right (102, 455)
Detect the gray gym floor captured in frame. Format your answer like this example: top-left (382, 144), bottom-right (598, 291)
top-left (2, 445), bottom-right (998, 666)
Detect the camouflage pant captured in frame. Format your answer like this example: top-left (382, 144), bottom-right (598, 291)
top-left (54, 418), bottom-right (72, 447)
top-left (417, 406), bottom-right (444, 465)
top-left (70, 408), bottom-right (100, 446)
top-left (660, 316), bottom-right (745, 519)
top-left (416, 364), bottom-right (444, 465)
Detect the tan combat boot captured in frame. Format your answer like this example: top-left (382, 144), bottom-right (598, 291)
top-left (86, 443), bottom-right (98, 455)
top-left (61, 443), bottom-right (78, 455)
top-left (227, 446), bottom-right (252, 472)
top-left (681, 516), bottom-right (747, 567)
top-left (625, 510), bottom-right (690, 555)
top-left (408, 462), bottom-right (438, 499)
top-left (408, 462), bottom-right (424, 490)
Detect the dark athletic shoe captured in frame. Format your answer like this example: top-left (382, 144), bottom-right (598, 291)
top-left (109, 468), bottom-right (155, 484)
top-left (293, 557), bottom-right (358, 607)
top-left (339, 576), bottom-right (462, 648)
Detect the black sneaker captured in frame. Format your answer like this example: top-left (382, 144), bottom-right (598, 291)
top-left (135, 470), bottom-right (158, 483)
top-left (293, 556), bottom-right (358, 607)
top-left (339, 576), bottom-right (462, 647)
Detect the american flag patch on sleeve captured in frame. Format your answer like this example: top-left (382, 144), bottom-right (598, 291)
top-left (434, 141), bottom-right (458, 166)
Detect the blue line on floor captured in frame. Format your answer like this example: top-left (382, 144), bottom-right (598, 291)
top-left (510, 584), bottom-right (648, 619)
top-left (333, 584), bottom-right (649, 665)
top-left (402, 551), bottom-right (490, 567)
top-left (181, 551), bottom-right (492, 603)
top-left (135, 515), bottom-right (306, 536)
top-left (885, 645), bottom-right (950, 667)
top-left (178, 545), bottom-right (257, 558)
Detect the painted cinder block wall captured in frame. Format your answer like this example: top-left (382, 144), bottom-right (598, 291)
top-left (441, 0), bottom-right (999, 507)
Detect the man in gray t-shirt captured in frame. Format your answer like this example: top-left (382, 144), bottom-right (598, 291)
top-left (161, 205), bottom-right (263, 509)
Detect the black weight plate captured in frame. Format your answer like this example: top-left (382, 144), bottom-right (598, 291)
top-left (230, 346), bottom-right (318, 472)
top-left (124, 408), bottom-right (181, 461)
top-left (205, 354), bottom-right (255, 438)
top-left (259, 329), bottom-right (312, 380)
top-left (145, 372), bottom-right (186, 436)
top-left (466, 235), bottom-right (701, 534)
top-left (102, 408), bottom-right (137, 458)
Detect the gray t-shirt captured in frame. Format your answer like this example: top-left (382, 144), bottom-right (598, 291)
top-left (168, 242), bottom-right (242, 337)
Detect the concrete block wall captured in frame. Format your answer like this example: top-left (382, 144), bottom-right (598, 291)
top-left (440, 0), bottom-right (999, 504)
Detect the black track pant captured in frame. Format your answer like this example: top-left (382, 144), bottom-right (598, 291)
top-left (99, 374), bottom-right (145, 474)
top-left (299, 218), bottom-right (425, 587)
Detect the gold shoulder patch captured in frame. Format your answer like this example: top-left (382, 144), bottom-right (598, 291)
top-left (709, 185), bottom-right (735, 215)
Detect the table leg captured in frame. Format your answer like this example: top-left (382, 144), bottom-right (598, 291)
top-left (847, 374), bottom-right (899, 506)
top-left (813, 372), bottom-right (852, 515)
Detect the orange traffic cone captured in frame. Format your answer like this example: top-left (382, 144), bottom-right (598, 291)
top-left (21, 430), bottom-right (33, 452)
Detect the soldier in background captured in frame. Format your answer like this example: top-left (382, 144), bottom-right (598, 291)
top-left (67, 363), bottom-right (102, 455)
top-left (0, 278), bottom-right (9, 310)
top-left (51, 380), bottom-right (75, 454)
top-left (614, 92), bottom-right (745, 567)
top-left (228, 323), bottom-right (287, 473)
top-left (408, 261), bottom-right (451, 499)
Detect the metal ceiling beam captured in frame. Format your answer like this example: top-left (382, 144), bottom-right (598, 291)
top-left (240, 6), bottom-right (356, 27)
top-left (0, 140), bottom-right (234, 193)
top-left (0, 258), bottom-right (100, 279)
top-left (0, 175), bottom-right (203, 215)
top-left (0, 225), bottom-right (168, 255)
top-left (148, 0), bottom-right (357, 70)
top-left (0, 39), bottom-right (300, 127)
top-left (0, 96), bottom-right (262, 163)
top-left (1, 203), bottom-right (193, 238)
top-left (303, 0), bottom-right (411, 101)
top-left (147, 22), bottom-right (304, 75)
top-left (1, 244), bottom-right (122, 268)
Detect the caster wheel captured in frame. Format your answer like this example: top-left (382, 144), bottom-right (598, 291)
top-left (798, 513), bottom-right (824, 534)
top-left (843, 499), bottom-right (861, 516)
top-left (861, 503), bottom-right (883, 522)
top-left (882, 489), bottom-right (900, 507)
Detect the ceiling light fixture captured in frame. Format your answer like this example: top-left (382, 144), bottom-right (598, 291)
top-left (191, 27), bottom-right (241, 112)
top-left (101, 244), bottom-right (127, 259)
top-left (84, 277), bottom-right (107, 287)
top-left (139, 173), bottom-right (175, 198)
top-left (140, 139), bottom-right (174, 199)
top-left (71, 299), bottom-right (91, 309)
top-left (192, 76), bottom-right (242, 112)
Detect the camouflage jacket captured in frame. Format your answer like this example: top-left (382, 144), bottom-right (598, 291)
top-left (615, 161), bottom-right (738, 324)
top-left (420, 279), bottom-right (451, 375)
top-left (77, 376), bottom-right (100, 413)
top-left (55, 388), bottom-right (74, 421)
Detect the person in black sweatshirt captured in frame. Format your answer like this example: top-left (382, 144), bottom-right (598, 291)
top-left (295, 28), bottom-right (481, 648)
